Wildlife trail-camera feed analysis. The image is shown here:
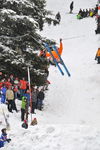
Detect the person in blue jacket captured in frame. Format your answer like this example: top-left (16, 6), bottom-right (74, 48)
top-left (1, 84), bottom-right (7, 103)
top-left (0, 128), bottom-right (11, 148)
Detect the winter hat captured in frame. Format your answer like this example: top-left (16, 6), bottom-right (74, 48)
top-left (1, 128), bottom-right (6, 133)
top-left (24, 120), bottom-right (27, 123)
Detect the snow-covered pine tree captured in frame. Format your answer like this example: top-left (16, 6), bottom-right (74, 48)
top-left (0, 0), bottom-right (59, 86)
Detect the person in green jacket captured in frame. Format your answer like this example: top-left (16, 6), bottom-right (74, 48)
top-left (21, 96), bottom-right (27, 121)
top-left (77, 13), bottom-right (82, 19)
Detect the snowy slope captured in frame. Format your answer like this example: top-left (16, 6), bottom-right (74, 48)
top-left (1, 0), bottom-right (100, 150)
top-left (40, 0), bottom-right (100, 127)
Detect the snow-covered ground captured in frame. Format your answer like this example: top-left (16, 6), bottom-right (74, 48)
top-left (1, 0), bottom-right (100, 149)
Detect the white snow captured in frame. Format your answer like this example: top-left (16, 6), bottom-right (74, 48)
top-left (1, 0), bottom-right (100, 149)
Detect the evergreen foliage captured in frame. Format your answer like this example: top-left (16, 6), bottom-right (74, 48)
top-left (0, 0), bottom-right (59, 85)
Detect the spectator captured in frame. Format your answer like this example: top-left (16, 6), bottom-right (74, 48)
top-left (19, 77), bottom-right (27, 99)
top-left (5, 78), bottom-right (12, 89)
top-left (0, 128), bottom-right (11, 148)
top-left (37, 89), bottom-right (45, 110)
top-left (21, 96), bottom-right (28, 121)
top-left (95, 48), bottom-right (100, 63)
top-left (9, 74), bottom-right (14, 85)
top-left (13, 77), bottom-right (20, 99)
top-left (31, 88), bottom-right (37, 114)
top-left (6, 86), bottom-right (17, 113)
top-left (55, 12), bottom-right (61, 23)
top-left (1, 84), bottom-right (6, 103)
top-left (70, 1), bottom-right (74, 13)
top-left (23, 89), bottom-right (30, 108)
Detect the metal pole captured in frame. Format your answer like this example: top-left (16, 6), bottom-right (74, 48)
top-left (27, 67), bottom-right (32, 122)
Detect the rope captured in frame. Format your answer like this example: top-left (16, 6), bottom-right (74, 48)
top-left (62, 35), bottom-right (85, 40)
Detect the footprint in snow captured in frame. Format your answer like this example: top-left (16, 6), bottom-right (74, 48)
top-left (46, 127), bottom-right (55, 134)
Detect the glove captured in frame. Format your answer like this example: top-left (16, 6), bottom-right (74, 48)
top-left (6, 139), bottom-right (11, 143)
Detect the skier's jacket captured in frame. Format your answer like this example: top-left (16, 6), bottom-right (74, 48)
top-left (46, 41), bottom-right (63, 59)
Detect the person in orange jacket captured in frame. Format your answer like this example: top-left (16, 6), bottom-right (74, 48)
top-left (46, 38), bottom-right (63, 61)
top-left (19, 77), bottom-right (28, 99)
top-left (95, 48), bottom-right (100, 63)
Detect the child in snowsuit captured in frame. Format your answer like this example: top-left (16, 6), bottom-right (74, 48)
top-left (0, 128), bottom-right (11, 148)
top-left (21, 96), bottom-right (28, 121)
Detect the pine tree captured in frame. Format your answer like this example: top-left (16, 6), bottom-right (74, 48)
top-left (0, 0), bottom-right (59, 86)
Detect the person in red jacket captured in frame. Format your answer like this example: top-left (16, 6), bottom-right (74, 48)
top-left (19, 77), bottom-right (28, 99)
top-left (5, 79), bottom-right (12, 89)
top-left (0, 81), bottom-right (3, 89)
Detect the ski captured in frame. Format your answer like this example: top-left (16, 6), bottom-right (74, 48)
top-left (52, 45), bottom-right (71, 77)
top-left (44, 43), bottom-right (64, 76)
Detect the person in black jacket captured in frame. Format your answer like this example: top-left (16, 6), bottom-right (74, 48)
top-left (94, 4), bottom-right (98, 15)
top-left (31, 88), bottom-right (37, 114)
top-left (70, 1), bottom-right (74, 13)
top-left (37, 89), bottom-right (45, 110)
top-left (55, 12), bottom-right (61, 23)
